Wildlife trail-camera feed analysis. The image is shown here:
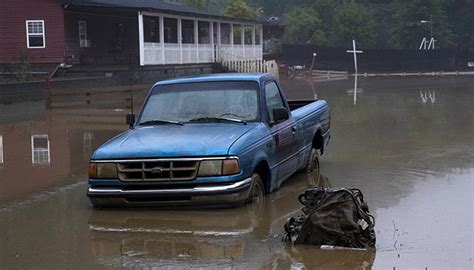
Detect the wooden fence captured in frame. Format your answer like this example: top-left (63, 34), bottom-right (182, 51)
top-left (45, 85), bottom-right (149, 110)
top-left (45, 85), bottom-right (149, 130)
top-left (221, 59), bottom-right (280, 79)
top-left (310, 70), bottom-right (349, 81)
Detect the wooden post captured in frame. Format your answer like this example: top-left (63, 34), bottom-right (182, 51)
top-left (308, 52), bottom-right (317, 79)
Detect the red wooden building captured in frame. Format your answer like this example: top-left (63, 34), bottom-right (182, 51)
top-left (0, 0), bottom-right (65, 64)
top-left (0, 0), bottom-right (263, 67)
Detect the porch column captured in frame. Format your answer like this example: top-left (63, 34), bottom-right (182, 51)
top-left (241, 24), bottom-right (245, 58)
top-left (230, 24), bottom-right (234, 60)
top-left (210, 21), bottom-right (214, 62)
top-left (194, 19), bottom-right (199, 63)
top-left (252, 26), bottom-right (256, 59)
top-left (138, 12), bottom-right (145, 66)
top-left (159, 16), bottom-right (165, 64)
top-left (178, 17), bottom-right (183, 64)
top-left (259, 25), bottom-right (263, 60)
top-left (216, 22), bottom-right (221, 61)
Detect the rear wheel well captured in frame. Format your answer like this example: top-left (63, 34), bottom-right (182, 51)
top-left (312, 129), bottom-right (324, 155)
top-left (254, 161), bottom-right (271, 194)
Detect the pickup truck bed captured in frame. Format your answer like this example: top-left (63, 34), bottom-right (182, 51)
top-left (288, 99), bottom-right (318, 111)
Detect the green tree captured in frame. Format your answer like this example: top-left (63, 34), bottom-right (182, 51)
top-left (445, 0), bottom-right (474, 50)
top-left (222, 0), bottom-right (260, 19)
top-left (390, 0), bottom-right (454, 49)
top-left (313, 0), bottom-right (337, 37)
top-left (330, 2), bottom-right (377, 48)
top-left (282, 8), bottom-right (326, 44)
top-left (186, 0), bottom-right (206, 9)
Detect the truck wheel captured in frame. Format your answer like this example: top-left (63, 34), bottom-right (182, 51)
top-left (306, 148), bottom-right (320, 177)
top-left (246, 173), bottom-right (265, 204)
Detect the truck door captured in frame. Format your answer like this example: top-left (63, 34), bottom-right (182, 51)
top-left (264, 81), bottom-right (298, 185)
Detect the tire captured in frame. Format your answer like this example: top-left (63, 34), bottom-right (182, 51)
top-left (305, 148), bottom-right (321, 177)
top-left (245, 173), bottom-right (265, 204)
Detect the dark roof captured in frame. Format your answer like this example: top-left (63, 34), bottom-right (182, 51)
top-left (61, 0), bottom-right (262, 23)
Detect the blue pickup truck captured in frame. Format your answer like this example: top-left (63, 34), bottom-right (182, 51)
top-left (87, 73), bottom-right (330, 207)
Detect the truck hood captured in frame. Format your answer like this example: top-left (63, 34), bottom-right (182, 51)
top-left (92, 123), bottom-right (257, 159)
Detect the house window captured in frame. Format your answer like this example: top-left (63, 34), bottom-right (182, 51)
top-left (164, 18), bottom-right (178, 43)
top-left (0, 135), bottom-right (3, 164)
top-left (265, 81), bottom-right (285, 122)
top-left (233, 24), bottom-right (242, 45)
top-left (198, 21), bottom-right (210, 44)
top-left (255, 27), bottom-right (261, 45)
top-left (220, 23), bottom-right (230, 44)
top-left (181, 19), bottom-right (194, 44)
top-left (26, 20), bottom-right (45, 48)
top-left (244, 26), bottom-right (252, 45)
top-left (31, 135), bottom-right (50, 165)
top-left (79, 21), bottom-right (89, 47)
top-left (144, 16), bottom-right (160, 43)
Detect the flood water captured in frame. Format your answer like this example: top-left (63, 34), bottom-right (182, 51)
top-left (0, 76), bottom-right (473, 269)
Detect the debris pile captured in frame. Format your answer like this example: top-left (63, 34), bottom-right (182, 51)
top-left (284, 187), bottom-right (376, 249)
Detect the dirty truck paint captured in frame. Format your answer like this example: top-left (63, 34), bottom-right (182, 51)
top-left (89, 73), bottom-right (330, 199)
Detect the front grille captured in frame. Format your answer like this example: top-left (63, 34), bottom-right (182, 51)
top-left (117, 160), bottom-right (199, 182)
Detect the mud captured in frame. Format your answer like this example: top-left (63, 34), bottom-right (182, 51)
top-left (0, 76), bottom-right (473, 269)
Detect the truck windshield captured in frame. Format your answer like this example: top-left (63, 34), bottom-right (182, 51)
top-left (139, 81), bottom-right (260, 124)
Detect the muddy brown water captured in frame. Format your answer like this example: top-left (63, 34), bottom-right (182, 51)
top-left (0, 77), bottom-right (473, 269)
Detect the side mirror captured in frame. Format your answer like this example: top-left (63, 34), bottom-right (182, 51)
top-left (272, 107), bottom-right (289, 124)
top-left (126, 113), bottom-right (135, 127)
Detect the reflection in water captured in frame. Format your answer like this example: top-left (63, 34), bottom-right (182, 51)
top-left (31, 134), bottom-right (50, 165)
top-left (0, 102), bottom-right (128, 202)
top-left (284, 245), bottom-right (375, 270)
top-left (347, 74), bottom-right (364, 105)
top-left (0, 77), bottom-right (473, 269)
top-left (83, 132), bottom-right (94, 160)
top-left (0, 135), bottom-right (3, 164)
top-left (347, 73), bottom-right (364, 105)
top-left (86, 174), bottom-right (373, 269)
top-left (419, 90), bottom-right (436, 103)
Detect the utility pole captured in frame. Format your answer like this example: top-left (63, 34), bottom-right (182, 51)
top-left (420, 15), bottom-right (435, 50)
top-left (308, 52), bottom-right (317, 79)
top-left (430, 14), bottom-right (433, 39)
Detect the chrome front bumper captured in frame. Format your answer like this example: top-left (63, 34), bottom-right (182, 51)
top-left (87, 177), bottom-right (252, 208)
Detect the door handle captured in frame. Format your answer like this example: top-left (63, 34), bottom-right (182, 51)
top-left (291, 126), bottom-right (297, 135)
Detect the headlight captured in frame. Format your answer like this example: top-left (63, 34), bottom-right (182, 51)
top-left (198, 158), bottom-right (240, 177)
top-left (89, 162), bottom-right (118, 179)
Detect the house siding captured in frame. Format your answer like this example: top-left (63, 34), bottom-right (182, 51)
top-left (0, 0), bottom-right (65, 64)
top-left (64, 12), bottom-right (139, 65)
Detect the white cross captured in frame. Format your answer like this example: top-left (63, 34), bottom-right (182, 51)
top-left (346, 40), bottom-right (363, 74)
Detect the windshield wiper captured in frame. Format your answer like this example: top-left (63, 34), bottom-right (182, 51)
top-left (139, 119), bottom-right (183, 126)
top-left (188, 117), bottom-right (247, 125)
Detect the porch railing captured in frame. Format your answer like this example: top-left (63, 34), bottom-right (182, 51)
top-left (143, 43), bottom-right (262, 65)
